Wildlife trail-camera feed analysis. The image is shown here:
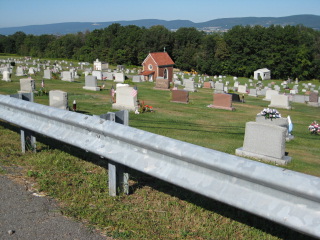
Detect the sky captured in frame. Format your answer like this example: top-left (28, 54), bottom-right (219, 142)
top-left (0, 0), bottom-right (319, 28)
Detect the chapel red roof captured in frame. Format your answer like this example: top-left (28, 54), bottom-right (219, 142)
top-left (148, 52), bottom-right (174, 66)
top-left (140, 70), bottom-right (155, 76)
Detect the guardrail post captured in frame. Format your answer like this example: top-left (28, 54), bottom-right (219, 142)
top-left (100, 110), bottom-right (129, 196)
top-left (10, 93), bottom-right (36, 153)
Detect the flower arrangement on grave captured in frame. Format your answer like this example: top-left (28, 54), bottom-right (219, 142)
top-left (136, 100), bottom-right (153, 114)
top-left (258, 108), bottom-right (281, 120)
top-left (37, 79), bottom-right (48, 96)
top-left (308, 121), bottom-right (320, 134)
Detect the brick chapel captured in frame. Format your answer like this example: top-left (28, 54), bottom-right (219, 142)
top-left (140, 51), bottom-right (175, 82)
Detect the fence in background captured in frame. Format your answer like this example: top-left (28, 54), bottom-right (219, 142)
top-left (0, 94), bottom-right (319, 238)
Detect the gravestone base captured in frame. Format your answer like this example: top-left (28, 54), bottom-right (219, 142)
top-left (18, 90), bottom-right (38, 95)
top-left (307, 102), bottom-right (320, 107)
top-left (112, 103), bottom-right (137, 112)
top-left (83, 86), bottom-right (100, 91)
top-left (268, 103), bottom-right (292, 110)
top-left (235, 148), bottom-right (292, 165)
top-left (61, 79), bottom-right (74, 82)
top-left (207, 104), bottom-right (235, 111)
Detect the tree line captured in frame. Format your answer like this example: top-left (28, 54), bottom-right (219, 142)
top-left (0, 23), bottom-right (319, 80)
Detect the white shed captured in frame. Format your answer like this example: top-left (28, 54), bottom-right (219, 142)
top-left (254, 68), bottom-right (271, 80)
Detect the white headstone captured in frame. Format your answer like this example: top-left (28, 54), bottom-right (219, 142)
top-left (49, 90), bottom-right (68, 110)
top-left (92, 70), bottom-right (103, 80)
top-left (237, 85), bottom-right (247, 94)
top-left (112, 84), bottom-right (138, 111)
top-left (114, 72), bottom-right (125, 83)
top-left (2, 70), bottom-right (11, 82)
top-left (264, 89), bottom-right (279, 101)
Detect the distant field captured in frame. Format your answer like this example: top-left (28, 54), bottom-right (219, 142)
top-left (0, 58), bottom-right (319, 239)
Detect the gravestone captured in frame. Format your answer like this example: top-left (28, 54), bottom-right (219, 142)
top-left (28, 67), bottom-right (36, 75)
top-left (2, 70), bottom-right (11, 82)
top-left (214, 82), bottom-right (224, 94)
top-left (61, 71), bottom-right (74, 82)
top-left (132, 75), bottom-right (142, 83)
top-left (308, 92), bottom-right (319, 107)
top-left (230, 93), bottom-right (241, 102)
top-left (49, 90), bottom-right (69, 110)
top-left (114, 72), bottom-right (125, 83)
top-left (236, 122), bottom-right (291, 165)
top-left (208, 93), bottom-right (235, 111)
top-left (203, 82), bottom-right (212, 89)
top-left (43, 68), bottom-right (52, 79)
top-left (112, 84), bottom-right (138, 111)
top-left (268, 94), bottom-right (291, 109)
top-left (184, 79), bottom-right (197, 92)
top-left (171, 90), bottom-right (189, 103)
top-left (274, 85), bottom-right (281, 91)
top-left (83, 75), bottom-right (100, 91)
top-left (92, 70), bottom-right (103, 80)
top-left (19, 78), bottom-right (35, 93)
top-left (263, 89), bottom-right (279, 101)
top-left (237, 85), bottom-right (247, 94)
top-left (248, 88), bottom-right (258, 97)
top-left (257, 88), bottom-right (267, 96)
top-left (16, 66), bottom-right (25, 76)
top-left (105, 72), bottom-right (114, 80)
top-left (174, 80), bottom-right (182, 86)
top-left (154, 78), bottom-right (170, 90)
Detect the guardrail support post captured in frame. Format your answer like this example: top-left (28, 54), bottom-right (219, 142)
top-left (101, 110), bottom-right (129, 196)
top-left (20, 129), bottom-right (36, 153)
top-left (10, 93), bottom-right (36, 153)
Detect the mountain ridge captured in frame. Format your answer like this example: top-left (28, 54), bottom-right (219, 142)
top-left (0, 14), bottom-right (319, 35)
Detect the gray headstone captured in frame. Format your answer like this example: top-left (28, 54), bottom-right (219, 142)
top-left (268, 94), bottom-right (291, 109)
top-left (236, 122), bottom-right (291, 165)
top-left (49, 90), bottom-right (68, 110)
top-left (19, 78), bottom-right (35, 92)
top-left (83, 75), bottom-right (100, 91)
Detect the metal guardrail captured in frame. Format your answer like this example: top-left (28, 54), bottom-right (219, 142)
top-left (0, 94), bottom-right (319, 238)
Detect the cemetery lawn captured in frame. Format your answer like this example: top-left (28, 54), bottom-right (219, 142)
top-left (0, 65), bottom-right (319, 240)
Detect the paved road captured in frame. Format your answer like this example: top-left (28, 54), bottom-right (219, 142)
top-left (0, 174), bottom-right (108, 240)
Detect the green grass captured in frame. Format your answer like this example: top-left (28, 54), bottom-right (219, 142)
top-left (0, 58), bottom-right (319, 240)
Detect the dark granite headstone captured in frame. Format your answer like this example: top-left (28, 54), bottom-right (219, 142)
top-left (229, 93), bottom-right (241, 102)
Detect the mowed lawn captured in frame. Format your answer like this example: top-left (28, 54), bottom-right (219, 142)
top-left (0, 60), bottom-right (319, 240)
